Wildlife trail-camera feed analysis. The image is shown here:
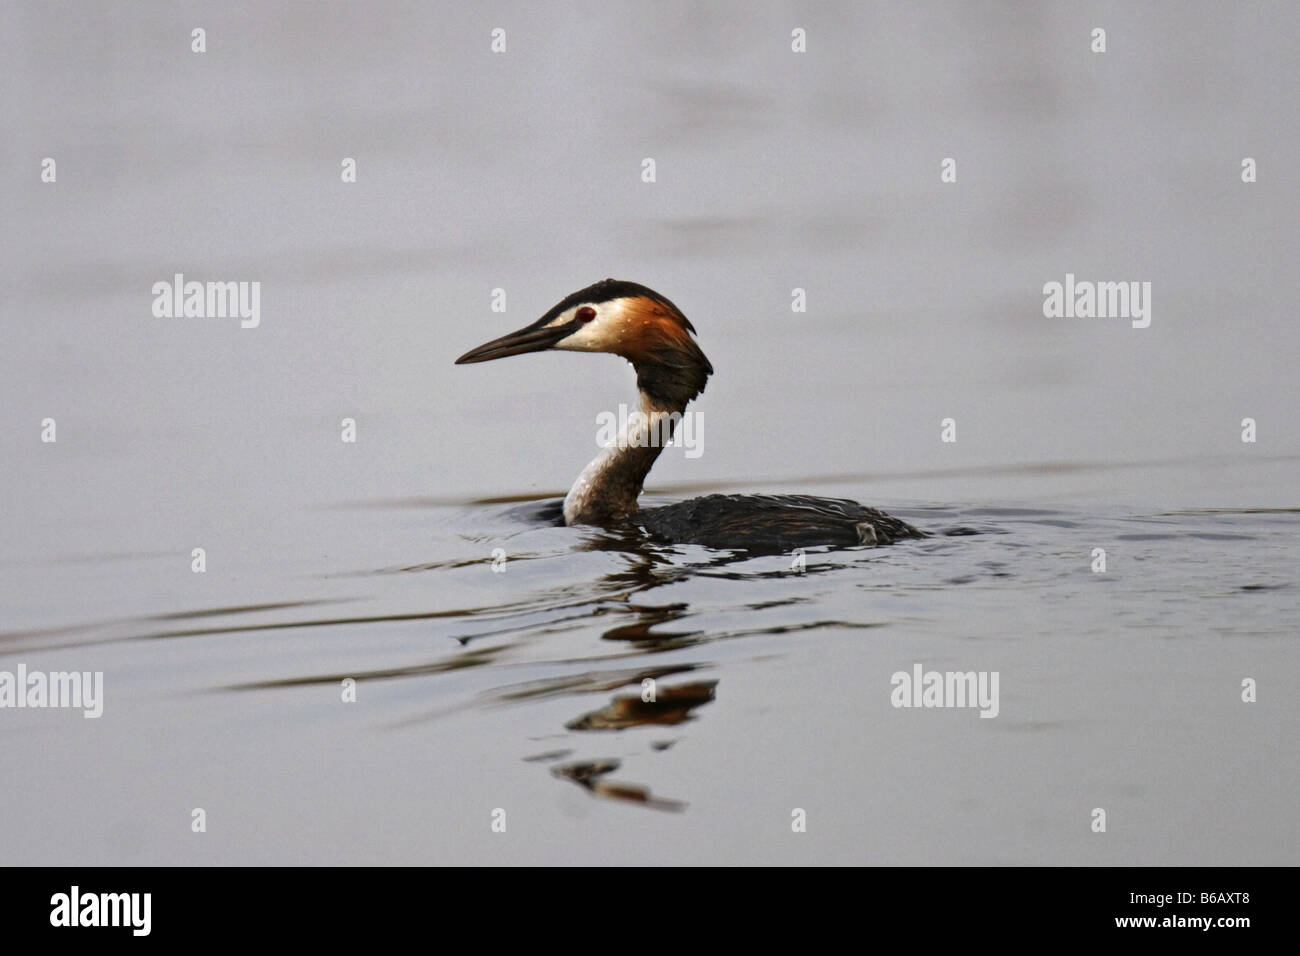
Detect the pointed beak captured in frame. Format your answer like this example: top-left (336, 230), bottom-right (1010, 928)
top-left (454, 317), bottom-right (579, 364)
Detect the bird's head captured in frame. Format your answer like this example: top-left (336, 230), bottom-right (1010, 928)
top-left (455, 278), bottom-right (713, 407)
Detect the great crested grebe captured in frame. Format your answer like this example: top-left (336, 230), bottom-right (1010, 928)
top-left (455, 279), bottom-right (924, 553)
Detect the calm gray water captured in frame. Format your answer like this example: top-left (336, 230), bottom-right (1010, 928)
top-left (2, 2), bottom-right (1297, 864)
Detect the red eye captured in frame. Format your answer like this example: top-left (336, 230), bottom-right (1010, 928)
top-left (576, 306), bottom-right (596, 323)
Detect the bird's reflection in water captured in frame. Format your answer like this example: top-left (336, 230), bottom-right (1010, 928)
top-left (530, 524), bottom-right (732, 810)
top-left (547, 674), bottom-right (716, 810)
top-left (545, 610), bottom-right (718, 811)
top-left (501, 511), bottom-right (892, 810)
top-left (551, 759), bottom-right (686, 813)
top-left (600, 603), bottom-right (701, 652)
top-left (566, 680), bottom-right (717, 731)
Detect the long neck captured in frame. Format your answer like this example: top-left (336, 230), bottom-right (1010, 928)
top-left (563, 390), bottom-right (685, 525)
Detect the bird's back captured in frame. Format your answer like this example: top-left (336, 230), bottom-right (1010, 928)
top-left (631, 493), bottom-right (925, 555)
